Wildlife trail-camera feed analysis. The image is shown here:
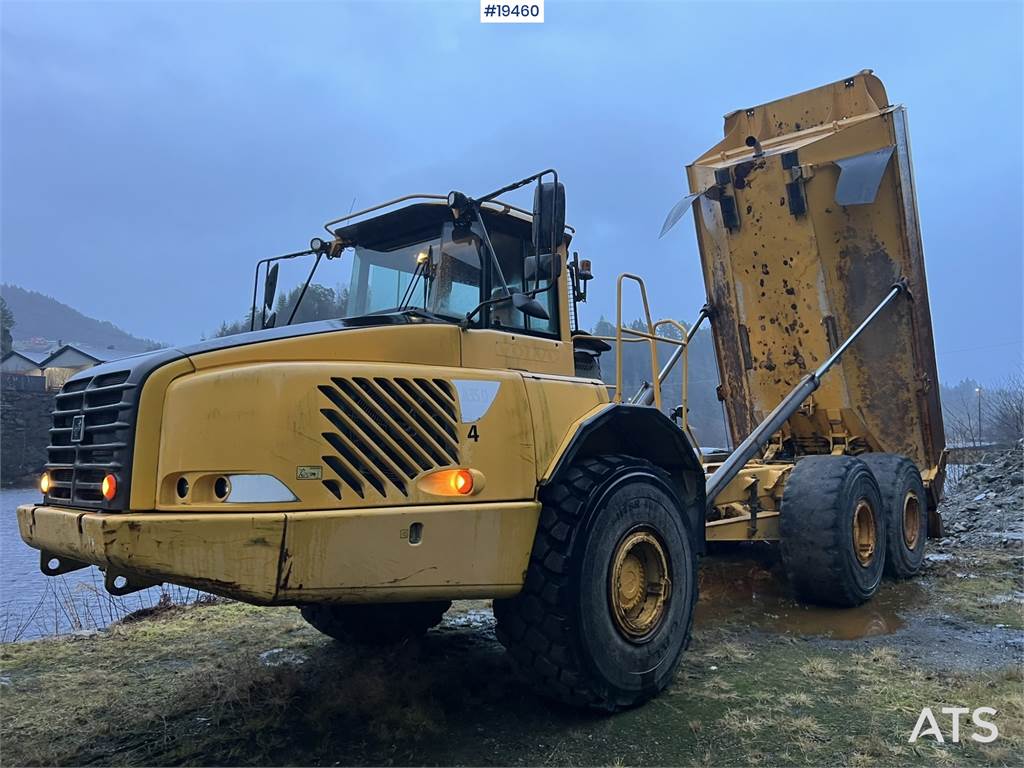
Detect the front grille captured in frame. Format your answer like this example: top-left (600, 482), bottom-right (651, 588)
top-left (317, 376), bottom-right (460, 500)
top-left (46, 370), bottom-right (134, 508)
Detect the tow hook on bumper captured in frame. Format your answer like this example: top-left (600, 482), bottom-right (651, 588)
top-left (39, 551), bottom-right (88, 577)
top-left (104, 571), bottom-right (161, 596)
top-left (39, 550), bottom-right (160, 596)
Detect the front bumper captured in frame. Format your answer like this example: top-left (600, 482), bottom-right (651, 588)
top-left (17, 501), bottom-right (540, 604)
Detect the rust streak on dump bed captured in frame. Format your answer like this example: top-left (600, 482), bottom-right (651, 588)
top-left (686, 70), bottom-right (946, 508)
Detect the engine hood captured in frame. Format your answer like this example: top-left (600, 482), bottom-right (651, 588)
top-left (72, 314), bottom-right (461, 385)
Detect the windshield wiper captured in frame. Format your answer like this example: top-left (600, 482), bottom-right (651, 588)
top-left (398, 245), bottom-right (432, 312)
top-left (345, 307), bottom-right (458, 325)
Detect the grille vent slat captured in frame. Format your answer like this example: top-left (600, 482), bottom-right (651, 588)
top-left (330, 378), bottom-right (426, 472)
top-left (320, 409), bottom-right (408, 496)
top-left (322, 479), bottom-right (342, 500)
top-left (318, 386), bottom-right (418, 481)
top-left (352, 378), bottom-right (436, 470)
top-left (322, 432), bottom-right (386, 496)
top-left (321, 453), bottom-right (365, 498)
top-left (317, 376), bottom-right (462, 501)
top-left (416, 378), bottom-right (458, 422)
top-left (45, 371), bottom-right (133, 508)
top-left (370, 378), bottom-right (453, 467)
top-left (396, 379), bottom-right (459, 445)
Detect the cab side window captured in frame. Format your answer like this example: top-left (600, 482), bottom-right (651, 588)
top-left (488, 229), bottom-right (558, 336)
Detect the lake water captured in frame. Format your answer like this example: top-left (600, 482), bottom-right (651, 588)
top-left (1, 487), bottom-right (205, 641)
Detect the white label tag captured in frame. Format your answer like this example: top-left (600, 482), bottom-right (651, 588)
top-left (296, 465), bottom-right (322, 480)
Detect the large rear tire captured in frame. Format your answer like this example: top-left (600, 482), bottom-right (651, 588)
top-left (299, 601), bottom-right (451, 644)
top-left (859, 453), bottom-right (928, 579)
top-left (494, 455), bottom-right (698, 711)
top-left (780, 455), bottom-right (885, 607)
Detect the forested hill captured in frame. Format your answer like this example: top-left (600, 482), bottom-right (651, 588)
top-left (0, 284), bottom-right (161, 353)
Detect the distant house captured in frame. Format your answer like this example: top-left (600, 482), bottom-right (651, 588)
top-left (0, 349), bottom-right (49, 377)
top-left (38, 344), bottom-right (132, 390)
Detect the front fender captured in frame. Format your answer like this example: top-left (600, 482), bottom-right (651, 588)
top-left (540, 403), bottom-right (707, 552)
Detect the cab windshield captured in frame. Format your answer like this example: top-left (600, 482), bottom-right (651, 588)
top-left (346, 222), bottom-right (481, 320)
top-left (342, 207), bottom-right (558, 334)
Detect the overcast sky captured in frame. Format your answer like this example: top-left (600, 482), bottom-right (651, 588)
top-left (2, 1), bottom-right (1021, 385)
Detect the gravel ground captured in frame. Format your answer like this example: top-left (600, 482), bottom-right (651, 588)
top-left (936, 444), bottom-right (1024, 549)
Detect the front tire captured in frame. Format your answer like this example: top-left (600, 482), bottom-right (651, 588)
top-left (494, 455), bottom-right (698, 710)
top-left (299, 601), bottom-right (451, 645)
top-left (780, 455), bottom-right (885, 607)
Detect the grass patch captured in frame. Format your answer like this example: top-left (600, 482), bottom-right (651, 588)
top-left (927, 550), bottom-right (1024, 629)
top-left (0, 602), bottom-right (457, 765)
top-left (1, 594), bottom-right (1021, 766)
top-left (660, 624), bottom-right (1024, 767)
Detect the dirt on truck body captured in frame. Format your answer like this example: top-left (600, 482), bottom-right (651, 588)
top-left (671, 72), bottom-right (947, 563)
top-left (689, 71), bottom-right (945, 506)
top-left (18, 71), bottom-right (949, 712)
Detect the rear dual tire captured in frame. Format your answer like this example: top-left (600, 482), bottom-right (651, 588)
top-left (780, 455), bottom-right (886, 607)
top-left (859, 453), bottom-right (928, 579)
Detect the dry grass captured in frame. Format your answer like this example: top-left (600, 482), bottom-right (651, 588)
top-left (1, 565), bottom-right (1022, 768)
top-left (705, 639), bottom-right (755, 663)
top-left (926, 549), bottom-right (1024, 629)
top-left (799, 656), bottom-right (840, 680)
top-left (0, 601), bottom-right (454, 766)
top-left (778, 691), bottom-right (814, 708)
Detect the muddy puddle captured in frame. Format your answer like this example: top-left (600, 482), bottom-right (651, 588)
top-left (440, 558), bottom-right (928, 642)
top-left (696, 553), bottom-right (926, 640)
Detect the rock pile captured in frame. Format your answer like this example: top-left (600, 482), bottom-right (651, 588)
top-left (937, 444), bottom-right (1023, 549)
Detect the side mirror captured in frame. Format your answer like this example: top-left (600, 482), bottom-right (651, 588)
top-left (532, 181), bottom-right (565, 254)
top-left (264, 311), bottom-right (277, 329)
top-left (524, 253), bottom-right (562, 282)
top-left (264, 263), bottom-right (279, 311)
top-left (513, 292), bottom-right (549, 321)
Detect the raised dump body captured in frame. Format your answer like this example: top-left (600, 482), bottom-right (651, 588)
top-left (687, 70), bottom-right (945, 508)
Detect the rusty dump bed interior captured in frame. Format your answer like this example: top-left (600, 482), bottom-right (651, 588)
top-left (687, 71), bottom-right (945, 504)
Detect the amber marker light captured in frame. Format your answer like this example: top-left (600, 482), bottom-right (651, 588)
top-left (39, 472), bottom-right (51, 494)
top-left (451, 469), bottom-right (473, 495)
top-left (417, 468), bottom-right (482, 497)
top-left (101, 474), bottom-right (117, 501)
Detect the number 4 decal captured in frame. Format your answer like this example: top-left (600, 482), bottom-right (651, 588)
top-left (468, 425), bottom-right (480, 442)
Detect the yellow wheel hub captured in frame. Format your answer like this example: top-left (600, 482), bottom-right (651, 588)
top-left (903, 492), bottom-right (921, 549)
top-left (852, 500), bottom-right (877, 567)
top-left (610, 530), bottom-right (671, 641)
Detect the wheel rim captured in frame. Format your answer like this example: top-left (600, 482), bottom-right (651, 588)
top-left (852, 500), bottom-right (877, 567)
top-left (609, 529), bottom-right (671, 642)
top-left (902, 492), bottom-right (921, 550)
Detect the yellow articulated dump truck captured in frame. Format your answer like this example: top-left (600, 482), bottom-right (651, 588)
top-left (18, 71), bottom-right (944, 710)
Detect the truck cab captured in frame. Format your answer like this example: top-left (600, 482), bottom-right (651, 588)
top-left (21, 178), bottom-right (630, 603)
